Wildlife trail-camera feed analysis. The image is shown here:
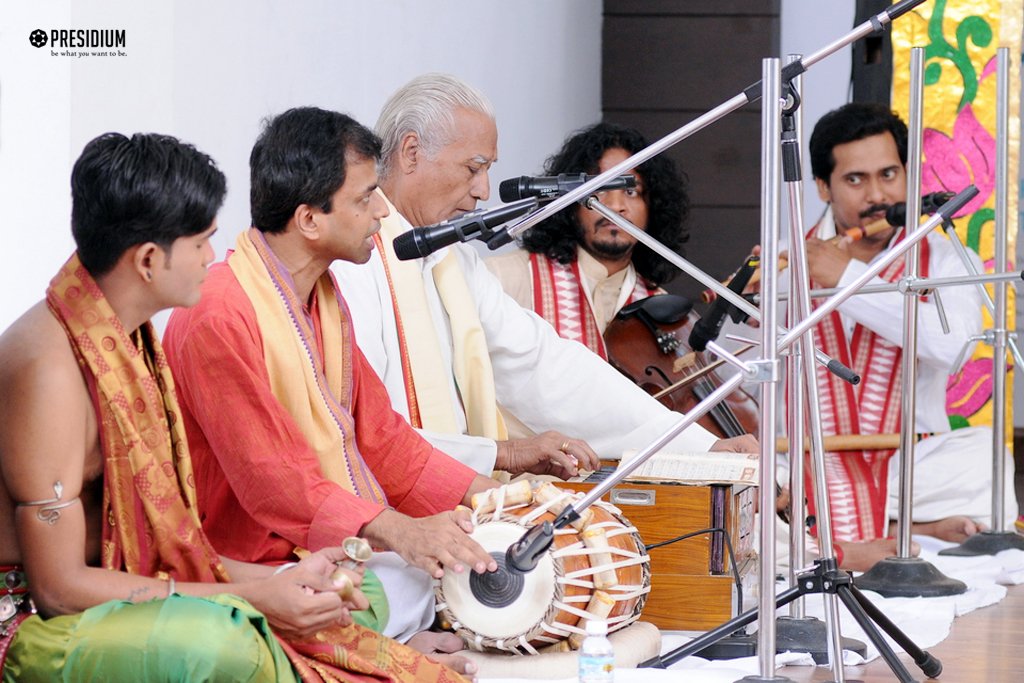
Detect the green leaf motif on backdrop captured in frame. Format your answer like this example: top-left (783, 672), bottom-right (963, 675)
top-left (923, 0), bottom-right (993, 110)
top-left (966, 208), bottom-right (994, 252)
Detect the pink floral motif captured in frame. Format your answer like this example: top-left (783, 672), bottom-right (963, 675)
top-left (946, 357), bottom-right (992, 418)
top-left (921, 103), bottom-right (994, 217)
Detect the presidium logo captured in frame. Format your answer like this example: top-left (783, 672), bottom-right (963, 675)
top-left (29, 28), bottom-right (127, 57)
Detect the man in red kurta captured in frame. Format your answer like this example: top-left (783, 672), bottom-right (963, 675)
top-left (162, 259), bottom-right (479, 565)
top-left (163, 108), bottom-right (497, 675)
top-left (165, 264), bottom-right (478, 565)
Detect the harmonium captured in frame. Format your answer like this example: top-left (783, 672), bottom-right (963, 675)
top-left (558, 451), bottom-right (758, 631)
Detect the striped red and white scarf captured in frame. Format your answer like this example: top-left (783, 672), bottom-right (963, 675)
top-left (528, 252), bottom-right (660, 359)
top-left (806, 224), bottom-right (930, 542)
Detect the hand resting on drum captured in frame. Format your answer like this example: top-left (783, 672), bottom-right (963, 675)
top-left (495, 430), bottom-right (601, 479)
top-left (361, 507), bottom-right (498, 579)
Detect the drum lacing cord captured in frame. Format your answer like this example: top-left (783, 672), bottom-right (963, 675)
top-left (464, 488), bottom-right (651, 654)
top-left (554, 521), bottom-right (649, 582)
top-left (518, 488), bottom-right (573, 526)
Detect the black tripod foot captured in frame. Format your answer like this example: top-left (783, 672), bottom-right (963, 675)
top-left (775, 615), bottom-right (867, 664)
top-left (693, 630), bottom-right (758, 660)
top-left (693, 616), bottom-right (868, 664)
top-left (938, 529), bottom-right (1024, 556)
top-left (917, 651), bottom-right (942, 678)
top-left (854, 556), bottom-right (966, 598)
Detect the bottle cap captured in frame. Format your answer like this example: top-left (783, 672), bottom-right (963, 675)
top-left (584, 620), bottom-right (608, 636)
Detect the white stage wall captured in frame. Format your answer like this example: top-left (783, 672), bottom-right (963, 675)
top-left (0, 0), bottom-right (602, 330)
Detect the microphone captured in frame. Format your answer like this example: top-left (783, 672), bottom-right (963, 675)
top-left (499, 173), bottom-right (637, 202)
top-left (504, 521), bottom-right (555, 574)
top-left (882, 191), bottom-right (956, 228)
top-left (504, 502), bottom-right (582, 573)
top-left (392, 198), bottom-right (537, 260)
top-left (688, 254), bottom-right (760, 353)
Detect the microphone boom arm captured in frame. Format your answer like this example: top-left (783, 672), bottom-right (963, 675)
top-left (502, 0), bottom-right (927, 241)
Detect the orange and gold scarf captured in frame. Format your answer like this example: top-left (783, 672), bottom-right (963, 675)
top-left (229, 229), bottom-right (387, 505)
top-left (46, 253), bottom-right (227, 583)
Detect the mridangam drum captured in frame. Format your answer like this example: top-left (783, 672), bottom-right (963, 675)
top-left (435, 481), bottom-right (650, 655)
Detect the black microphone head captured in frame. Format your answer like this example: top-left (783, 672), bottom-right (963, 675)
top-left (499, 177), bottom-right (528, 202)
top-left (392, 229), bottom-right (428, 261)
top-left (505, 520), bottom-right (554, 573)
top-left (923, 191), bottom-right (956, 213)
top-left (885, 202), bottom-right (907, 227)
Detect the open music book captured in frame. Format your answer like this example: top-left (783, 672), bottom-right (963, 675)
top-left (617, 449), bottom-right (759, 486)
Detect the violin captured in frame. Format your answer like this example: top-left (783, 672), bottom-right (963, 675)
top-left (603, 294), bottom-right (759, 440)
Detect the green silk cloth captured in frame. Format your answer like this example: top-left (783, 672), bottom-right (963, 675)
top-left (5, 576), bottom-right (387, 682)
top-left (5, 574), bottom-right (387, 682)
top-left (350, 568), bottom-right (388, 632)
top-left (6, 594), bottom-right (295, 682)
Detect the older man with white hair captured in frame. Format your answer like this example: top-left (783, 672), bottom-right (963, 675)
top-left (332, 73), bottom-right (756, 480)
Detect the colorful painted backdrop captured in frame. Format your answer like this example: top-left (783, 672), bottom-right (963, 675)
top-left (892, 0), bottom-right (1021, 439)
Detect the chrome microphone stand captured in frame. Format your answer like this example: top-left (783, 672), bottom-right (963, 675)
top-left (692, 59), bottom-right (867, 669)
top-left (938, 47), bottom-right (1024, 559)
top-left (639, 60), bottom-right (969, 683)
top-left (856, 48), bottom-right (967, 598)
top-left (507, 79), bottom-right (976, 683)
top-left (773, 58), bottom-right (863, 672)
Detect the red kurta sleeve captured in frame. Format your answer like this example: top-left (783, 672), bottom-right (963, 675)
top-left (346, 343), bottom-right (477, 521)
top-left (164, 265), bottom-right (387, 562)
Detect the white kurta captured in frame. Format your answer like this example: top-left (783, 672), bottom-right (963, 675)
top-left (331, 205), bottom-right (718, 475)
top-left (782, 208), bottom-right (1013, 527)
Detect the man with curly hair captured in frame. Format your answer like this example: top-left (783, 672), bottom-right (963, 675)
top-left (487, 123), bottom-right (689, 356)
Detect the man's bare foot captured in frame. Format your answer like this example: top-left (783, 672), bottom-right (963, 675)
top-left (407, 631), bottom-right (477, 680)
top-left (907, 516), bottom-right (983, 543)
top-left (838, 538), bottom-right (920, 572)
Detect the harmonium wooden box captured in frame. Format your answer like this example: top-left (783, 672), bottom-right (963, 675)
top-left (558, 456), bottom-right (758, 632)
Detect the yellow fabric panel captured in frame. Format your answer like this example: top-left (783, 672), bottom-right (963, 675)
top-left (891, 0), bottom-right (1021, 440)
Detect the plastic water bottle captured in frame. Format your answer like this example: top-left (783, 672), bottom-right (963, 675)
top-left (578, 620), bottom-right (614, 682)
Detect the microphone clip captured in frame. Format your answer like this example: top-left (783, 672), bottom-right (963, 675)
top-left (505, 506), bottom-right (579, 573)
top-left (688, 254), bottom-right (761, 353)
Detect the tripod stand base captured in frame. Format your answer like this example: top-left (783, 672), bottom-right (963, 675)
top-left (938, 529), bottom-right (1024, 556)
top-left (854, 556), bottom-right (967, 597)
top-left (693, 630), bottom-right (758, 660)
top-left (776, 615), bottom-right (867, 664)
top-left (694, 616), bottom-right (867, 664)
